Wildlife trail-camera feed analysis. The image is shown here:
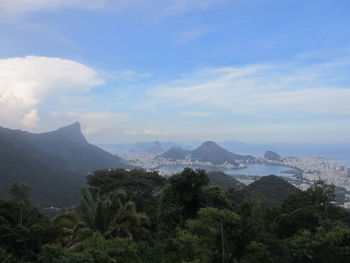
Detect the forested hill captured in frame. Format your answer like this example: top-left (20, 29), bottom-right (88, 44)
top-left (0, 123), bottom-right (131, 206)
top-left (207, 171), bottom-right (246, 190)
top-left (243, 175), bottom-right (300, 206)
top-left (206, 172), bottom-right (298, 206)
top-left (28, 122), bottom-right (131, 173)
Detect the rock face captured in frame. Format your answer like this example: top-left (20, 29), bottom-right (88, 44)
top-left (0, 122), bottom-right (131, 206)
top-left (29, 122), bottom-right (131, 174)
top-left (264, 151), bottom-right (282, 161)
top-left (190, 141), bottom-right (256, 165)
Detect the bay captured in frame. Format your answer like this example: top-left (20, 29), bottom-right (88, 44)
top-left (155, 163), bottom-right (296, 177)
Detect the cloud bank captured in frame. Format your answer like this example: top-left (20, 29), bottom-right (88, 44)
top-left (152, 60), bottom-right (350, 116)
top-left (0, 56), bottom-right (103, 129)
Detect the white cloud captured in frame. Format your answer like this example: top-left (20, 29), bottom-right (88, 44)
top-left (0, 56), bottom-right (103, 130)
top-left (20, 108), bottom-right (41, 129)
top-left (0, 0), bottom-right (226, 22)
top-left (151, 60), bottom-right (350, 116)
top-left (77, 112), bottom-right (129, 134)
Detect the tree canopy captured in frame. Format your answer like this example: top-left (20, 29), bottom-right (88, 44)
top-left (1, 169), bottom-right (350, 263)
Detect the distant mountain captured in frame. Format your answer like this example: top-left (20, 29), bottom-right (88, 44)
top-left (264, 151), bottom-right (282, 161)
top-left (242, 175), bottom-right (299, 206)
top-left (190, 141), bottom-right (256, 166)
top-left (207, 171), bottom-right (245, 190)
top-left (145, 141), bottom-right (164, 155)
top-left (158, 147), bottom-right (191, 160)
top-left (0, 123), bottom-right (131, 206)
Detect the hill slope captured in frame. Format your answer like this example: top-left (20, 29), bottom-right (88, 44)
top-left (0, 123), bottom-right (131, 206)
top-left (207, 171), bottom-right (245, 190)
top-left (243, 175), bottom-right (299, 206)
top-left (29, 122), bottom-right (131, 173)
top-left (190, 141), bottom-right (256, 166)
top-left (158, 147), bottom-right (191, 160)
top-left (264, 151), bottom-right (282, 161)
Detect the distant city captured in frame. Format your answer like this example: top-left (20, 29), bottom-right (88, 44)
top-left (99, 140), bottom-right (350, 208)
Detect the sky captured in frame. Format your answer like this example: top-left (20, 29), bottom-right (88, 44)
top-left (0, 0), bottom-right (350, 143)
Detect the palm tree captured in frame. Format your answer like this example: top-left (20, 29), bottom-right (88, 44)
top-left (77, 188), bottom-right (150, 240)
top-left (53, 210), bottom-right (93, 251)
top-left (105, 199), bottom-right (150, 239)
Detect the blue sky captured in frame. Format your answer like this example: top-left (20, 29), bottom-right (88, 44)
top-left (0, 0), bottom-right (350, 143)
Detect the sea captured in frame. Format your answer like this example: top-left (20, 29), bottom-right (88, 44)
top-left (156, 163), bottom-right (297, 177)
top-left (154, 142), bottom-right (350, 176)
top-left (218, 142), bottom-right (350, 167)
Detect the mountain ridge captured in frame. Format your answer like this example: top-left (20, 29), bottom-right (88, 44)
top-left (190, 141), bottom-right (256, 166)
top-left (158, 147), bottom-right (191, 160)
top-left (0, 122), bottom-right (132, 206)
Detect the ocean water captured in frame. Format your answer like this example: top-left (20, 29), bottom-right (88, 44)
top-left (156, 163), bottom-right (296, 177)
top-left (218, 142), bottom-right (350, 167)
top-left (223, 163), bottom-right (296, 177)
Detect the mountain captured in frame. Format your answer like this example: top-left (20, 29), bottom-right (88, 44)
top-left (242, 175), bottom-right (299, 206)
top-left (264, 151), bottom-right (282, 161)
top-left (190, 141), bottom-right (256, 166)
top-left (28, 122), bottom-right (130, 173)
top-left (145, 141), bottom-right (164, 155)
top-left (0, 123), bottom-right (131, 206)
top-left (158, 147), bottom-right (191, 160)
top-left (207, 171), bottom-right (245, 190)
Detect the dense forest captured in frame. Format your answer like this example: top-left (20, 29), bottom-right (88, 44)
top-left (1, 168), bottom-right (350, 263)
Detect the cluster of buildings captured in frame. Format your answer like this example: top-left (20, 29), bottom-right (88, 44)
top-left (264, 156), bottom-right (350, 207)
top-left (264, 157), bottom-right (350, 189)
top-left (124, 152), bottom-right (350, 207)
top-left (122, 153), bottom-right (247, 171)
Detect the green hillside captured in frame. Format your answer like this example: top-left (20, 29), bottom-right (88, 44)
top-left (207, 171), bottom-right (246, 190)
top-left (242, 175), bottom-right (300, 206)
top-left (0, 123), bottom-right (131, 206)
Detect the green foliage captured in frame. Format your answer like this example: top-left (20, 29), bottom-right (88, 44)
top-left (159, 168), bottom-right (209, 229)
top-left (243, 175), bottom-right (300, 207)
top-left (239, 241), bottom-right (271, 263)
top-left (0, 184), bottom-right (53, 262)
top-left (272, 181), bottom-right (341, 238)
top-left (207, 171), bottom-right (245, 190)
top-left (77, 187), bottom-right (150, 240)
top-left (0, 247), bottom-right (17, 263)
top-left (38, 237), bottom-right (141, 263)
top-left (2, 169), bottom-right (350, 263)
top-left (199, 186), bottom-right (230, 208)
top-left (84, 237), bottom-right (141, 263)
top-left (283, 226), bottom-right (350, 263)
top-left (53, 210), bottom-right (93, 251)
top-left (87, 169), bottom-right (165, 217)
top-left (178, 207), bottom-right (240, 263)
top-left (9, 183), bottom-right (30, 201)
